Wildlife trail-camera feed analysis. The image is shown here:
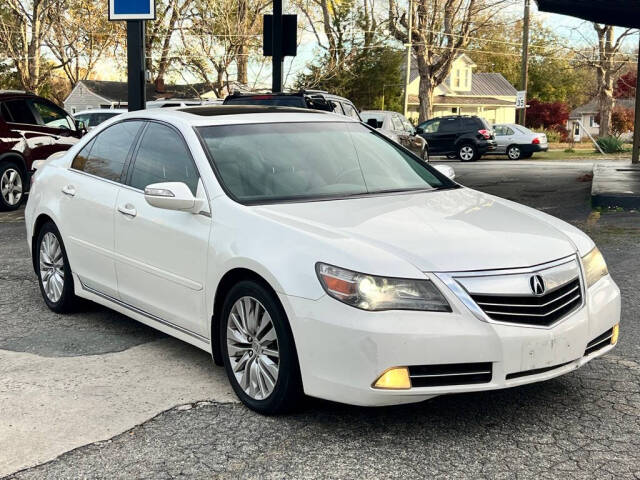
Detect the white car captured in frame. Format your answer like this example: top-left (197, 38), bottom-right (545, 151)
top-left (25, 106), bottom-right (621, 414)
top-left (73, 109), bottom-right (127, 130)
top-left (493, 123), bottom-right (549, 160)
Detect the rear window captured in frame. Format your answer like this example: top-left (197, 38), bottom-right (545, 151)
top-left (461, 117), bottom-right (481, 130)
top-left (361, 113), bottom-right (385, 128)
top-left (224, 96), bottom-right (307, 108)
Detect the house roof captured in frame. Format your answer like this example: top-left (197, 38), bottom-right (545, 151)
top-left (467, 73), bottom-right (518, 97)
top-left (74, 80), bottom-right (215, 103)
top-left (569, 97), bottom-right (636, 118)
top-left (408, 95), bottom-right (515, 106)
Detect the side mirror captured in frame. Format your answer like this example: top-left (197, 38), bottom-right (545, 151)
top-left (434, 164), bottom-right (456, 180)
top-left (75, 120), bottom-right (87, 133)
top-left (144, 182), bottom-right (204, 212)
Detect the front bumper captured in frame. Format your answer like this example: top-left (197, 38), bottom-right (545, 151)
top-left (280, 274), bottom-right (620, 406)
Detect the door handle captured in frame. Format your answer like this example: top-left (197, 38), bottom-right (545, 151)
top-left (61, 185), bottom-right (76, 197)
top-left (117, 203), bottom-right (137, 218)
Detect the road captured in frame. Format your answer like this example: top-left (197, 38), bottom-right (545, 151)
top-left (2, 160), bottom-right (639, 479)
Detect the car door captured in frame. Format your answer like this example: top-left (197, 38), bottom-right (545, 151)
top-left (2, 98), bottom-right (57, 162)
top-left (493, 125), bottom-right (515, 153)
top-left (62, 120), bottom-right (145, 298)
top-left (29, 98), bottom-right (82, 153)
top-left (416, 118), bottom-right (442, 153)
top-left (114, 121), bottom-right (211, 337)
top-left (399, 115), bottom-right (424, 157)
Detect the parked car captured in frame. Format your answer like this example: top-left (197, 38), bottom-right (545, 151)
top-left (493, 123), bottom-right (549, 160)
top-left (146, 99), bottom-right (206, 109)
top-left (26, 106), bottom-right (620, 414)
top-left (416, 115), bottom-right (497, 161)
top-left (0, 90), bottom-right (84, 210)
top-left (224, 90), bottom-right (362, 121)
top-left (361, 110), bottom-right (429, 161)
top-left (73, 109), bottom-right (126, 131)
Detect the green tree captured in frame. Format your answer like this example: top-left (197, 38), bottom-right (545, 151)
top-left (469, 19), bottom-right (594, 108)
top-left (296, 46), bottom-right (404, 111)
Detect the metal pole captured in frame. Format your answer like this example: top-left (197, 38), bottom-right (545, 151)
top-left (127, 20), bottom-right (146, 111)
top-left (403, 0), bottom-right (413, 118)
top-left (519, 0), bottom-right (530, 126)
top-left (272, 0), bottom-right (283, 93)
top-left (632, 35), bottom-right (640, 164)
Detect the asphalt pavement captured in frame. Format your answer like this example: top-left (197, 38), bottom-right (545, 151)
top-left (1, 160), bottom-right (639, 479)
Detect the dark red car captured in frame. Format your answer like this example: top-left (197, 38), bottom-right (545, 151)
top-left (0, 90), bottom-right (85, 210)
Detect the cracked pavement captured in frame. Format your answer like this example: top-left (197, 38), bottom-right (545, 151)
top-left (1, 160), bottom-right (639, 479)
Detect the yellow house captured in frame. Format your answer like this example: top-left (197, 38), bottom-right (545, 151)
top-left (406, 54), bottom-right (517, 125)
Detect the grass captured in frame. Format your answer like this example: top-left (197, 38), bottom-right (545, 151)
top-left (484, 149), bottom-right (631, 161)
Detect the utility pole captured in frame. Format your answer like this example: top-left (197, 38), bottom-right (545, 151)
top-left (632, 34), bottom-right (640, 164)
top-left (519, 0), bottom-right (530, 126)
top-left (402, 0), bottom-right (413, 118)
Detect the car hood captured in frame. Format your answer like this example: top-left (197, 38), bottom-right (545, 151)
top-left (253, 187), bottom-right (579, 273)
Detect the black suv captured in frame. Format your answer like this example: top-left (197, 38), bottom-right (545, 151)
top-left (0, 90), bottom-right (84, 210)
top-left (416, 115), bottom-right (496, 161)
top-left (224, 90), bottom-right (362, 121)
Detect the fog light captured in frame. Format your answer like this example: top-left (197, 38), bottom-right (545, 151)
top-left (611, 324), bottom-right (619, 345)
top-left (373, 367), bottom-right (411, 389)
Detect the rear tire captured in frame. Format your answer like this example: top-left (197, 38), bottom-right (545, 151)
top-left (220, 280), bottom-right (303, 414)
top-left (0, 162), bottom-right (25, 211)
top-left (507, 145), bottom-right (522, 160)
top-left (458, 144), bottom-right (478, 162)
top-left (36, 221), bottom-right (78, 313)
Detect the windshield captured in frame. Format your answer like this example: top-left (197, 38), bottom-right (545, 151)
top-left (198, 122), bottom-right (452, 204)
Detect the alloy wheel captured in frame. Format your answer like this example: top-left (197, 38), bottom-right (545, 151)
top-left (226, 296), bottom-right (280, 400)
top-left (508, 146), bottom-right (521, 160)
top-left (1, 168), bottom-right (23, 206)
top-left (39, 232), bottom-right (65, 303)
top-left (460, 146), bottom-right (474, 161)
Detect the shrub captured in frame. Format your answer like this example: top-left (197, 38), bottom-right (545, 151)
top-left (543, 125), bottom-right (569, 143)
top-left (526, 99), bottom-right (570, 130)
top-left (596, 136), bottom-right (625, 153)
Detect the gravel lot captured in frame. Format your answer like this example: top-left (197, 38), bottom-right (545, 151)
top-left (2, 160), bottom-right (639, 480)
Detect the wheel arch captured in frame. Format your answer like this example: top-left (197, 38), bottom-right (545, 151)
top-left (0, 152), bottom-right (28, 177)
top-left (211, 267), bottom-right (294, 367)
top-left (31, 213), bottom-right (56, 273)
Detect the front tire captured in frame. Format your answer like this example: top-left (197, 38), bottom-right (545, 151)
top-left (458, 144), bottom-right (478, 162)
top-left (36, 222), bottom-right (77, 313)
top-left (220, 280), bottom-right (302, 414)
top-left (0, 162), bottom-right (25, 211)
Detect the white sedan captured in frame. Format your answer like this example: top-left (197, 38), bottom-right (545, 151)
top-left (25, 106), bottom-right (621, 414)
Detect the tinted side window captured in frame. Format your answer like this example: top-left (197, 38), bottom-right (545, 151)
top-left (31, 100), bottom-right (72, 129)
top-left (461, 117), bottom-right (480, 130)
top-left (4, 100), bottom-right (37, 124)
top-left (0, 103), bottom-right (11, 122)
top-left (438, 118), bottom-right (460, 133)
top-left (342, 103), bottom-right (360, 120)
top-left (129, 122), bottom-right (199, 195)
top-left (391, 115), bottom-right (404, 131)
top-left (71, 139), bottom-right (95, 171)
top-left (419, 119), bottom-right (440, 133)
top-left (73, 121), bottom-right (143, 181)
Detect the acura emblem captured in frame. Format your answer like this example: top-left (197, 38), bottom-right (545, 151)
top-left (530, 275), bottom-right (545, 296)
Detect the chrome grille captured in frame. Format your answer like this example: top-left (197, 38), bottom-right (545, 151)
top-left (470, 278), bottom-right (582, 327)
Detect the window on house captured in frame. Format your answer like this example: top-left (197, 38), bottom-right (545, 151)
top-left (465, 69), bottom-right (471, 89)
top-left (455, 69), bottom-right (461, 88)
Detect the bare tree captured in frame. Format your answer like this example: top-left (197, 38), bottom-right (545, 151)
top-left (591, 24), bottom-right (634, 137)
top-left (0, 0), bottom-right (59, 92)
top-left (388, 0), bottom-right (508, 122)
top-left (45, 0), bottom-right (121, 88)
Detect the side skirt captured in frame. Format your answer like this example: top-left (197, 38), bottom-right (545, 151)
top-left (75, 276), bottom-right (212, 354)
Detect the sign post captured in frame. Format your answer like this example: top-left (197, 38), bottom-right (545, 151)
top-left (263, 5), bottom-right (297, 93)
top-left (109, 0), bottom-right (156, 112)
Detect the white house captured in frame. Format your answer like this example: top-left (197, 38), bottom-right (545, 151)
top-left (568, 97), bottom-right (635, 141)
top-left (405, 54), bottom-right (518, 124)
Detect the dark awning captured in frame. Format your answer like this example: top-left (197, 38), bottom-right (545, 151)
top-left (535, 0), bottom-right (640, 29)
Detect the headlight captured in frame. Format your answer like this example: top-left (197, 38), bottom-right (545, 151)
top-left (582, 247), bottom-right (608, 288)
top-left (315, 263), bottom-right (451, 312)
